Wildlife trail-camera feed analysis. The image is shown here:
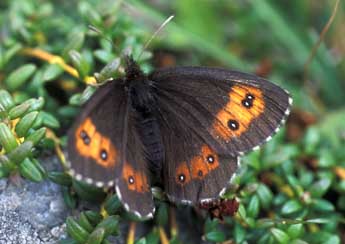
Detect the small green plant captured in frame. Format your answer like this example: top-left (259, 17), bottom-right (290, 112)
top-left (0, 89), bottom-right (48, 181)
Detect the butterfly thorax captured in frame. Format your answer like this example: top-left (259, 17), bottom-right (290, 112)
top-left (125, 57), bottom-right (155, 115)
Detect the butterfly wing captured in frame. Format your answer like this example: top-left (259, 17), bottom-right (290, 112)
top-left (150, 67), bottom-right (292, 156)
top-left (67, 81), bottom-right (154, 218)
top-left (155, 94), bottom-right (239, 203)
top-left (151, 67), bottom-right (291, 203)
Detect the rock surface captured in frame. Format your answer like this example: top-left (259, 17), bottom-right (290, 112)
top-left (0, 159), bottom-right (69, 244)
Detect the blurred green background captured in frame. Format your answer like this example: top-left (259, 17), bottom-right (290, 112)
top-left (1, 0), bottom-right (345, 243)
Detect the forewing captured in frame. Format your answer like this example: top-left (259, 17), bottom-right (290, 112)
top-left (67, 81), bottom-right (125, 187)
top-left (67, 81), bottom-right (154, 218)
top-left (150, 67), bottom-right (292, 156)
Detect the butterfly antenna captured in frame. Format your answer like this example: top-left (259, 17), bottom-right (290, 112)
top-left (137, 15), bottom-right (174, 61)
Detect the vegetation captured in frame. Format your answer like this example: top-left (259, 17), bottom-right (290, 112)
top-left (1, 0), bottom-right (345, 243)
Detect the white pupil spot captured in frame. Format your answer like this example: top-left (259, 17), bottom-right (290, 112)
top-left (80, 130), bottom-right (90, 145)
top-left (128, 176), bottom-right (134, 184)
top-left (247, 94), bottom-right (253, 100)
top-left (100, 150), bottom-right (107, 160)
top-left (207, 155), bottom-right (214, 163)
top-left (179, 174), bottom-right (185, 182)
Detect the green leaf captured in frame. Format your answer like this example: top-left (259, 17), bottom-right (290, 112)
top-left (69, 50), bottom-right (90, 79)
top-left (309, 178), bottom-right (332, 198)
top-left (25, 97), bottom-right (45, 113)
top-left (66, 217), bottom-right (90, 243)
top-left (95, 215), bottom-right (119, 237)
top-left (48, 171), bottom-right (72, 186)
top-left (26, 127), bottom-right (47, 145)
top-left (135, 237), bottom-right (147, 244)
top-left (257, 183), bottom-right (273, 209)
top-left (0, 154), bottom-right (16, 173)
top-left (311, 199), bottom-right (335, 212)
top-left (204, 218), bottom-right (219, 233)
top-left (6, 64), bottom-right (37, 91)
top-left (40, 111), bottom-right (60, 129)
top-left (94, 58), bottom-right (120, 82)
top-left (79, 212), bottom-right (95, 233)
top-left (42, 64), bottom-right (64, 81)
top-left (234, 222), bottom-right (246, 243)
top-left (94, 50), bottom-right (115, 63)
top-left (237, 204), bottom-right (246, 219)
top-left (323, 235), bottom-right (340, 244)
top-left (85, 227), bottom-right (105, 244)
top-left (281, 200), bottom-right (303, 215)
top-left (69, 94), bottom-right (83, 106)
top-left (270, 228), bottom-right (290, 244)
top-left (9, 102), bottom-right (31, 119)
top-left (287, 224), bottom-right (304, 239)
top-left (0, 103), bottom-right (6, 120)
top-left (62, 32), bottom-right (85, 60)
top-left (0, 122), bottom-right (18, 152)
top-left (7, 141), bottom-right (33, 164)
top-left (80, 86), bottom-right (96, 104)
top-left (62, 187), bottom-right (77, 209)
top-left (72, 180), bottom-right (106, 202)
top-left (15, 111), bottom-right (39, 137)
top-left (19, 157), bottom-right (45, 182)
top-left (84, 211), bottom-right (102, 226)
top-left (205, 231), bottom-right (226, 242)
top-left (2, 43), bottom-right (22, 67)
top-left (303, 127), bottom-right (321, 154)
top-left (104, 195), bottom-right (122, 215)
top-left (0, 90), bottom-right (15, 110)
top-left (318, 149), bottom-right (335, 168)
top-left (247, 195), bottom-right (260, 218)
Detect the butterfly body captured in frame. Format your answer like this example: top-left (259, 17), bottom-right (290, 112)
top-left (67, 56), bottom-right (292, 218)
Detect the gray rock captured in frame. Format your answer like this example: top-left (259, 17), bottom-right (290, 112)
top-left (0, 157), bottom-right (69, 244)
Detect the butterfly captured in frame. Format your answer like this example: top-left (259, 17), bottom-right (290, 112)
top-left (67, 56), bottom-right (292, 219)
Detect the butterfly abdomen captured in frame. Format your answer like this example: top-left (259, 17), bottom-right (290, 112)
top-left (137, 116), bottom-right (164, 180)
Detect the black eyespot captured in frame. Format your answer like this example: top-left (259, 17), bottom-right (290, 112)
top-left (246, 93), bottom-right (254, 100)
top-left (178, 174), bottom-right (185, 183)
top-left (207, 155), bottom-right (215, 164)
top-left (80, 130), bottom-right (90, 145)
top-left (228, 120), bottom-right (239, 131)
top-left (128, 176), bottom-right (135, 184)
top-left (198, 170), bottom-right (203, 177)
top-left (241, 93), bottom-right (254, 108)
top-left (100, 150), bottom-right (107, 160)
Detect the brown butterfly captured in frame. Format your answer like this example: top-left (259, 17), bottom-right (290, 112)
top-left (67, 56), bottom-right (292, 218)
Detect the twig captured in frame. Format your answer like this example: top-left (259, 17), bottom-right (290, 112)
top-left (127, 222), bottom-right (136, 244)
top-left (159, 226), bottom-right (169, 244)
top-left (304, 0), bottom-right (340, 82)
top-left (169, 207), bottom-right (178, 238)
top-left (21, 48), bottom-right (97, 85)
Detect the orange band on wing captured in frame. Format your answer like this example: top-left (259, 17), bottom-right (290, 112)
top-left (176, 145), bottom-right (219, 184)
top-left (213, 85), bottom-right (264, 140)
top-left (75, 118), bottom-right (117, 168)
top-left (122, 163), bottom-right (149, 193)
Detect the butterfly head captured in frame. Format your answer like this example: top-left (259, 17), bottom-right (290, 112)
top-left (124, 55), bottom-right (145, 82)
